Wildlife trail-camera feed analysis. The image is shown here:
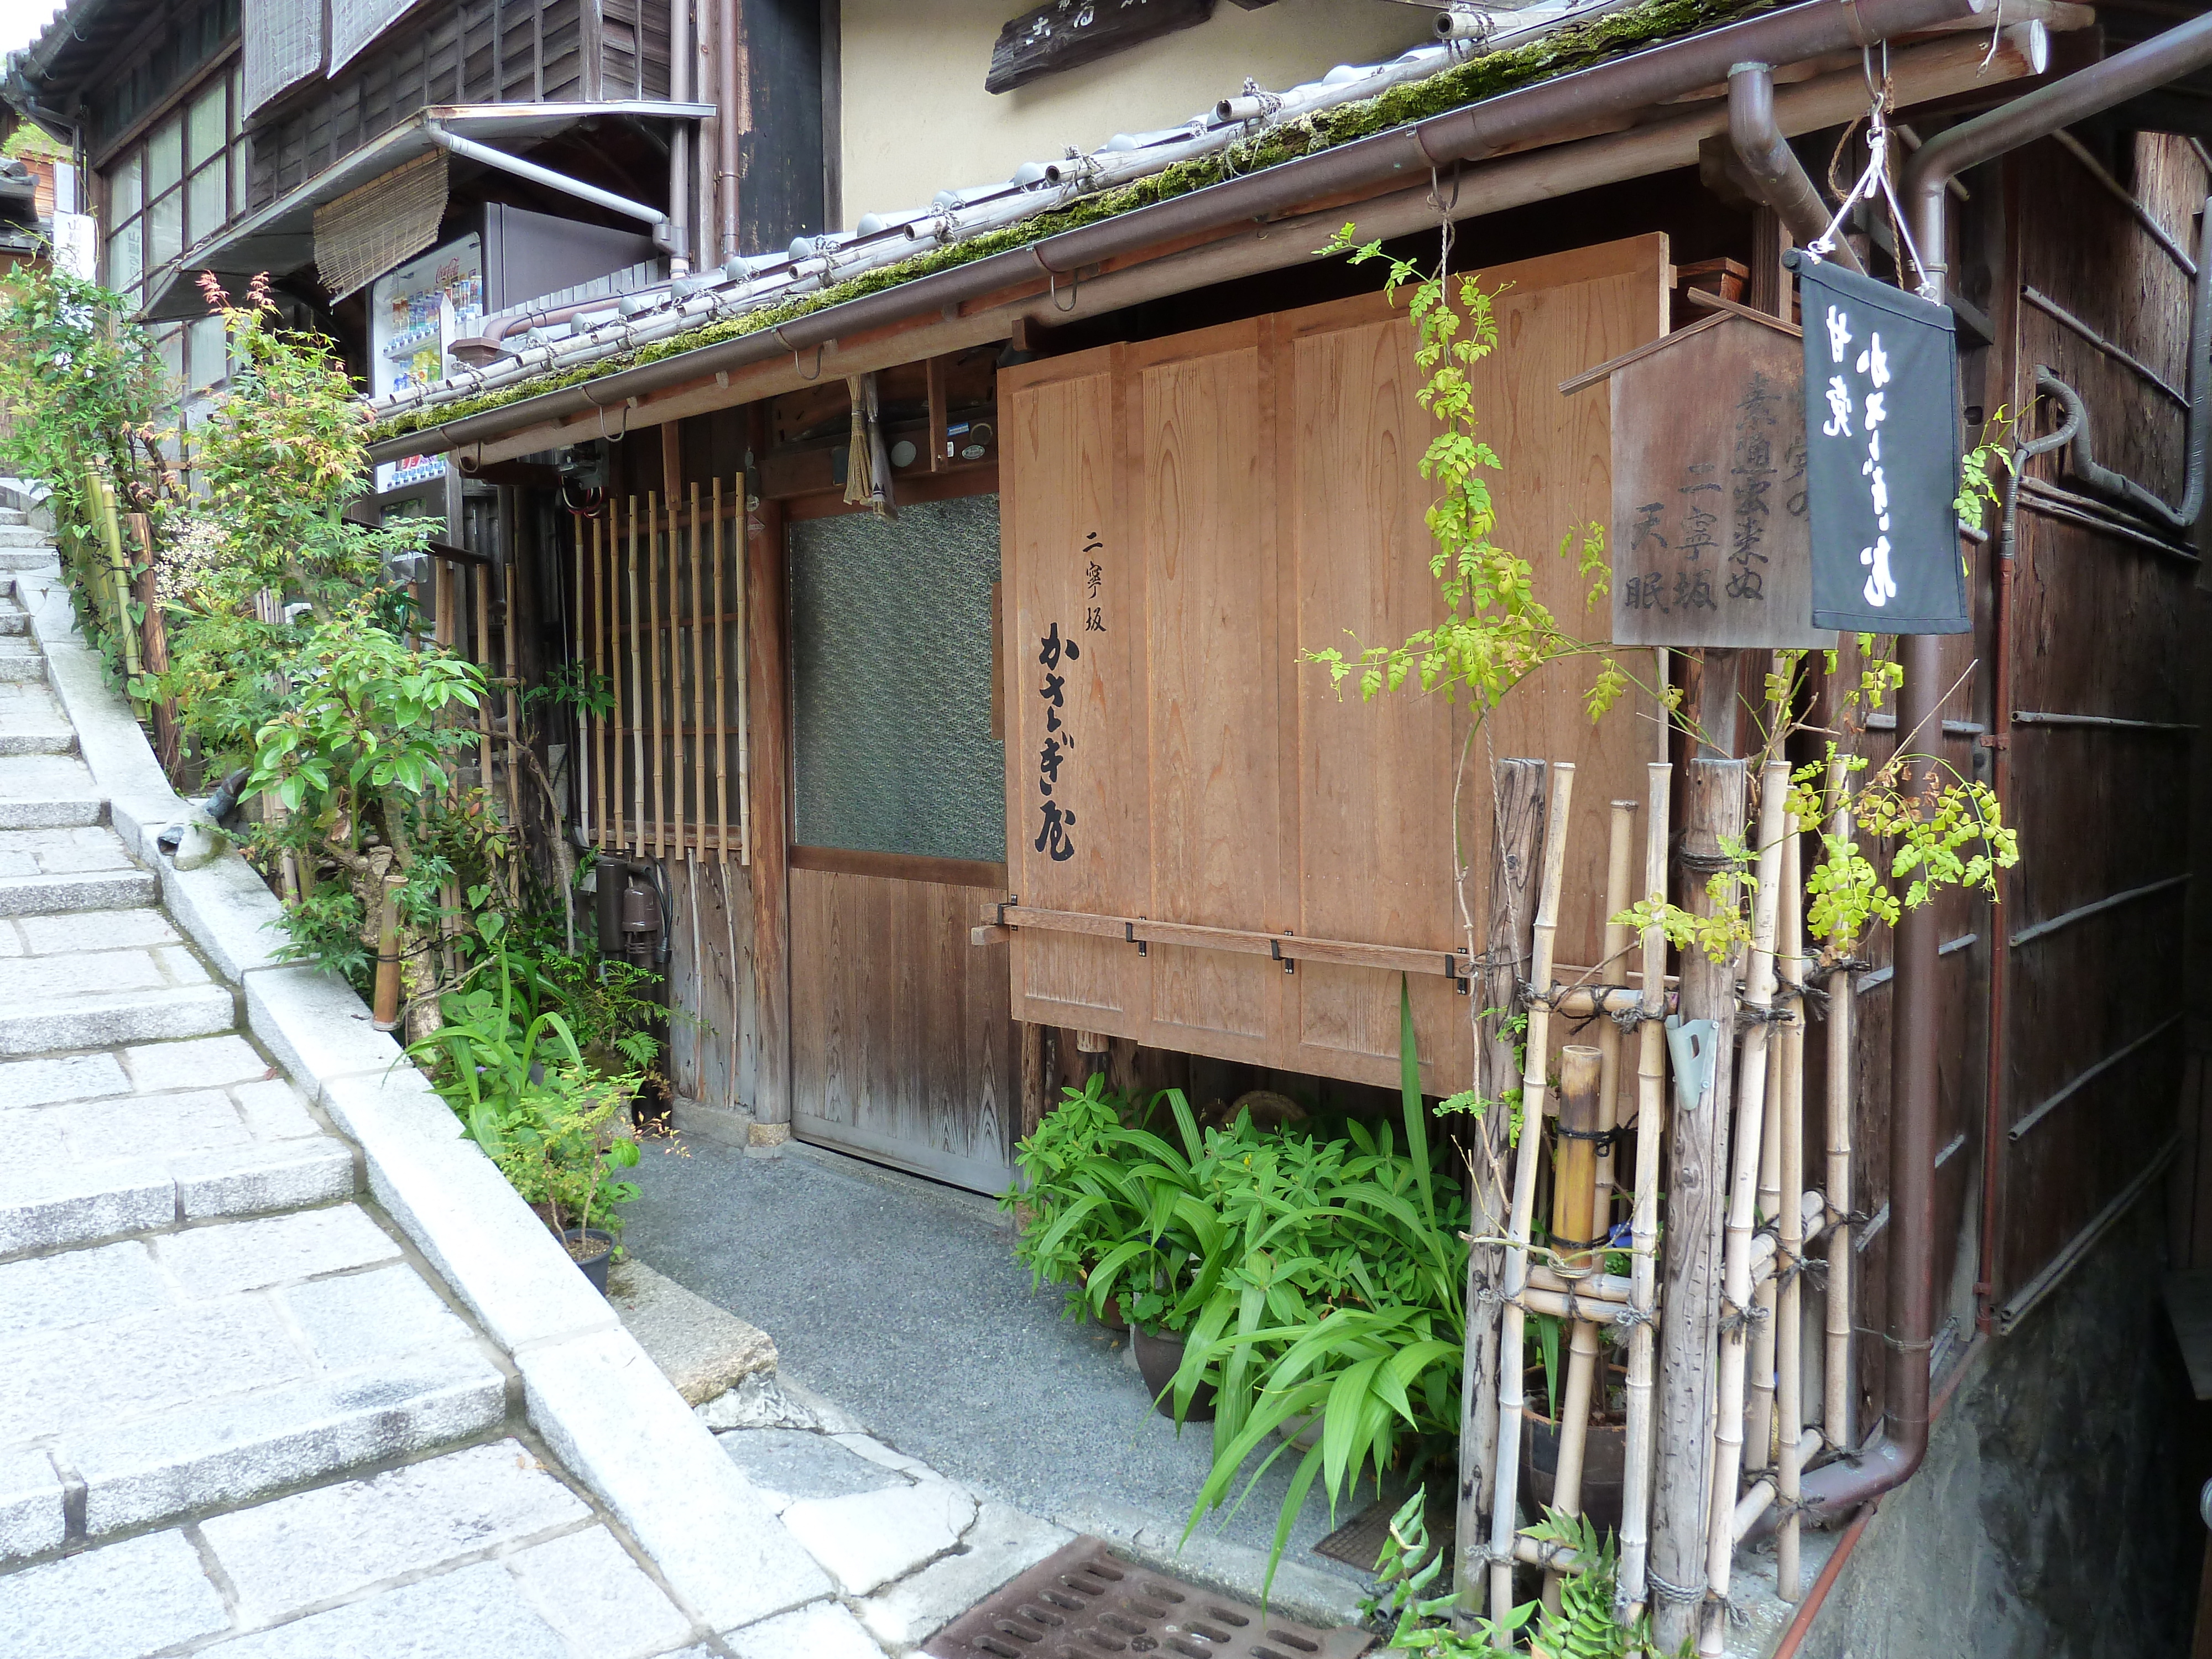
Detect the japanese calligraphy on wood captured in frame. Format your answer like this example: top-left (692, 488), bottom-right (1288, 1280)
top-left (999, 236), bottom-right (1671, 1094)
top-left (1577, 307), bottom-right (1830, 650)
top-left (986, 0), bottom-right (1215, 94)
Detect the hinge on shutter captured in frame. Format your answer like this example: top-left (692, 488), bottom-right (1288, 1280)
top-left (1270, 937), bottom-right (1296, 974)
top-left (1125, 919), bottom-right (1147, 957)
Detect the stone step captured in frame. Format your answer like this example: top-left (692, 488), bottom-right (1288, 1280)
top-left (0, 936), bottom-right (232, 1053)
top-left (0, 507), bottom-right (25, 526)
top-left (0, 1026), bottom-right (359, 1255)
top-left (0, 757), bottom-right (103, 829)
top-left (0, 1206), bottom-right (507, 1559)
top-left (0, 524), bottom-right (55, 548)
top-left (0, 826), bottom-right (148, 916)
top-left (0, 639), bottom-right (43, 684)
top-left (0, 685), bottom-right (74, 757)
top-left (0, 551), bottom-right (58, 573)
top-left (0, 611), bottom-right (25, 636)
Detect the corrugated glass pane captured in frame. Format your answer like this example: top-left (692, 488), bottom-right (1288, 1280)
top-left (790, 494), bottom-right (1004, 864)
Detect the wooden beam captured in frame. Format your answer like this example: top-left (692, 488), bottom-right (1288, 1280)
top-left (985, 0), bottom-right (1213, 94)
top-left (744, 419), bottom-right (793, 1134)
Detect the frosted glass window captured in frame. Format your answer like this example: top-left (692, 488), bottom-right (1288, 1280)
top-left (147, 118), bottom-right (183, 195)
top-left (186, 314), bottom-right (227, 389)
top-left (109, 154), bottom-right (142, 222)
top-left (107, 224), bottom-right (143, 294)
top-left (186, 81), bottom-right (226, 168)
top-left (187, 161), bottom-right (225, 242)
top-left (790, 494), bottom-right (1004, 865)
top-left (147, 192), bottom-right (184, 268)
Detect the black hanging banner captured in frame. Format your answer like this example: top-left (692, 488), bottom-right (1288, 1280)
top-left (1785, 250), bottom-right (1970, 635)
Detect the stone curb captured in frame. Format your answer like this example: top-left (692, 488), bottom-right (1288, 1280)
top-left (25, 544), bottom-right (830, 1643)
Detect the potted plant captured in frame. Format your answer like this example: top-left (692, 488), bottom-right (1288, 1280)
top-left (1003, 1073), bottom-right (1159, 1328)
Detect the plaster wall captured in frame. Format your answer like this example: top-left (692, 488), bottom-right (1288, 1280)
top-left (1796, 1192), bottom-right (2197, 1658)
top-left (836, 0), bottom-right (1431, 225)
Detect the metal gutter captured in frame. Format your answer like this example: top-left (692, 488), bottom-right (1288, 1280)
top-left (369, 0), bottom-right (1993, 458)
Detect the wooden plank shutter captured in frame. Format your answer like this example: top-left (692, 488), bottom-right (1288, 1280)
top-left (1000, 234), bottom-right (1670, 1094)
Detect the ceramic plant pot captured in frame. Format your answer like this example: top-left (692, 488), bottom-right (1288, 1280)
top-left (1133, 1325), bottom-right (1216, 1422)
top-left (562, 1227), bottom-right (616, 1296)
top-left (1521, 1411), bottom-right (1628, 1536)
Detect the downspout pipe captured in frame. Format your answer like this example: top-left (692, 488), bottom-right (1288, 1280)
top-left (426, 126), bottom-right (672, 234)
top-left (1726, 62), bottom-right (1867, 274)
top-left (667, 0), bottom-right (692, 273)
top-left (1793, 8), bottom-right (2212, 1525)
top-left (717, 0), bottom-right (742, 262)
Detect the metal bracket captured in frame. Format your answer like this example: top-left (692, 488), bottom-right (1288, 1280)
top-left (1665, 1015), bottom-right (1722, 1113)
top-left (1125, 919), bottom-right (1147, 957)
top-left (1270, 938), bottom-right (1295, 974)
top-left (997, 894), bottom-right (1017, 926)
top-left (1976, 732), bottom-right (2009, 750)
top-left (1446, 952), bottom-right (1472, 994)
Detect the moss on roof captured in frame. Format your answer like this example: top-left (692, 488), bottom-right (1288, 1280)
top-left (368, 0), bottom-right (1775, 445)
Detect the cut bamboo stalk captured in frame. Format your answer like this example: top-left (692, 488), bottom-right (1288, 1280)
top-left (1616, 760), bottom-right (1672, 1621)
top-left (369, 872), bottom-right (405, 1031)
top-left (1777, 813), bottom-right (1808, 1600)
top-left (1488, 760), bottom-right (1575, 1621)
top-left (573, 533), bottom-right (589, 846)
top-left (649, 491), bottom-right (666, 859)
top-left (1823, 754), bottom-right (1856, 1454)
top-left (1730, 1430), bottom-right (1822, 1543)
top-left (1699, 757), bottom-right (1790, 1659)
top-left (1543, 1045), bottom-right (1606, 1609)
top-left (502, 545), bottom-right (522, 834)
top-left (474, 564), bottom-right (494, 800)
top-left (713, 477), bottom-right (730, 864)
top-left (1596, 801), bottom-right (1637, 1223)
top-left (593, 515), bottom-right (609, 849)
top-left (1747, 1027), bottom-right (1785, 1475)
top-left (1554, 985), bottom-right (1681, 1019)
top-left (691, 482), bottom-right (707, 859)
top-left (628, 500), bottom-right (646, 857)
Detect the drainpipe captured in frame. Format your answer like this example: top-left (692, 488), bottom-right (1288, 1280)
top-left (1726, 62), bottom-right (1866, 275)
top-left (667, 0), bottom-right (693, 273)
top-left (1792, 8), bottom-right (2212, 1521)
top-left (717, 0), bottom-right (743, 263)
top-left (426, 126), bottom-right (673, 235)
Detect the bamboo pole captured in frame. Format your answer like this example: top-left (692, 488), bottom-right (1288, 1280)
top-left (1595, 801), bottom-right (1637, 1223)
top-left (1542, 1046), bottom-right (1605, 1611)
top-left (474, 564), bottom-right (494, 800)
top-left (572, 531), bottom-right (588, 847)
top-left (1699, 758), bottom-right (1790, 1658)
top-left (628, 500), bottom-right (646, 858)
top-left (502, 542), bottom-right (522, 834)
top-left (666, 492), bottom-right (683, 854)
top-left (691, 482), bottom-right (707, 858)
top-left (1747, 1025), bottom-right (1785, 1475)
top-left (713, 477), bottom-right (731, 864)
top-left (1823, 754), bottom-right (1856, 1454)
top-left (1488, 760), bottom-right (1575, 1620)
top-left (1650, 756), bottom-right (1745, 1655)
top-left (1456, 758), bottom-right (1547, 1630)
top-left (1616, 760), bottom-right (1671, 1621)
top-left (1777, 812), bottom-right (1808, 1600)
top-left (369, 872), bottom-right (405, 1031)
top-left (649, 491), bottom-right (666, 859)
top-left (593, 516), bottom-right (609, 850)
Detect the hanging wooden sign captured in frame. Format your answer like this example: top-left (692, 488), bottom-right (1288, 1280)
top-left (1786, 251), bottom-right (1971, 635)
top-left (987, 0), bottom-right (1215, 94)
top-left (1564, 300), bottom-right (1830, 650)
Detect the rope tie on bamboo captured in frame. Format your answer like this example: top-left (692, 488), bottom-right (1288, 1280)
top-left (1608, 1001), bottom-right (1662, 1032)
top-left (1609, 1301), bottom-right (1658, 1333)
top-left (1677, 846), bottom-right (1750, 877)
top-left (1646, 1569), bottom-right (1707, 1609)
top-left (1719, 1296), bottom-right (1771, 1337)
top-left (1735, 1001), bottom-right (1794, 1034)
top-left (1805, 954), bottom-right (1871, 986)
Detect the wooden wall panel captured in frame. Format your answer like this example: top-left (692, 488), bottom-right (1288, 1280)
top-left (791, 868), bottom-right (1017, 1192)
top-left (665, 853), bottom-right (756, 1110)
top-left (999, 234), bottom-right (1668, 1095)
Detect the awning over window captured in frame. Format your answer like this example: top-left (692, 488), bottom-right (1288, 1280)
top-left (139, 101), bottom-right (711, 323)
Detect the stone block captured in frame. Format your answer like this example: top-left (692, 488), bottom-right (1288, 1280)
top-left (7, 1296), bottom-right (309, 1443)
top-left (229, 1077), bottom-right (322, 1141)
top-left (18, 906), bottom-right (180, 956)
top-left (153, 1206), bottom-right (399, 1298)
top-left (244, 964), bottom-right (403, 1088)
top-left (321, 1065), bottom-right (462, 1145)
top-left (517, 1327), bottom-right (833, 1632)
top-left (160, 846), bottom-right (288, 980)
top-left (698, 1371), bottom-right (828, 1433)
top-left (0, 1156), bottom-right (173, 1254)
top-left (0, 1238), bottom-right (168, 1338)
top-left (0, 868), bottom-right (156, 917)
top-left (281, 1263), bottom-right (476, 1370)
top-left (780, 1478), bottom-right (977, 1597)
top-left (607, 1258), bottom-right (776, 1405)
top-left (35, 629), bottom-right (171, 803)
top-left (0, 947), bottom-right (164, 998)
top-left (507, 1525), bottom-right (699, 1659)
top-left (358, 1127), bottom-right (615, 1352)
top-left (172, 1138), bottom-right (356, 1219)
top-left (0, 1529), bottom-right (230, 1656)
top-left (65, 1088), bottom-right (252, 1160)
top-left (856, 1501), bottom-right (1074, 1653)
top-left (724, 1600), bottom-right (887, 1659)
top-left (0, 1050), bottom-right (129, 1105)
top-left (123, 1033), bottom-right (269, 1093)
top-left (197, 1560), bottom-right (569, 1659)
top-left (200, 1438), bottom-right (589, 1619)
top-left (0, 1448), bottom-right (65, 1561)
top-left (718, 1428), bottom-right (906, 1510)
top-left (0, 982), bottom-right (233, 1055)
top-left (75, 1350), bottom-right (506, 1537)
top-left (106, 791), bottom-right (187, 864)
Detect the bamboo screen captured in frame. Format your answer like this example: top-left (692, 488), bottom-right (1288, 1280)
top-left (577, 481), bottom-right (749, 863)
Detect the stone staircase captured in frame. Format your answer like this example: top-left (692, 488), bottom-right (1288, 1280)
top-left (0, 508), bottom-right (721, 1658)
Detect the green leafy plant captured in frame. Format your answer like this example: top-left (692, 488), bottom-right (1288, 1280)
top-left (1365, 1489), bottom-right (1536, 1655)
top-left (1002, 1072), bottom-right (1162, 1319)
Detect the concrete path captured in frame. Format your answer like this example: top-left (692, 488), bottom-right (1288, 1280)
top-left (0, 505), bottom-right (1103, 1657)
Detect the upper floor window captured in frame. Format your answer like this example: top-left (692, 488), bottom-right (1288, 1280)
top-left (102, 62), bottom-right (246, 310)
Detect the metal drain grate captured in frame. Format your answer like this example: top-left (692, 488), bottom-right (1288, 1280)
top-left (923, 1536), bottom-right (1375, 1659)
